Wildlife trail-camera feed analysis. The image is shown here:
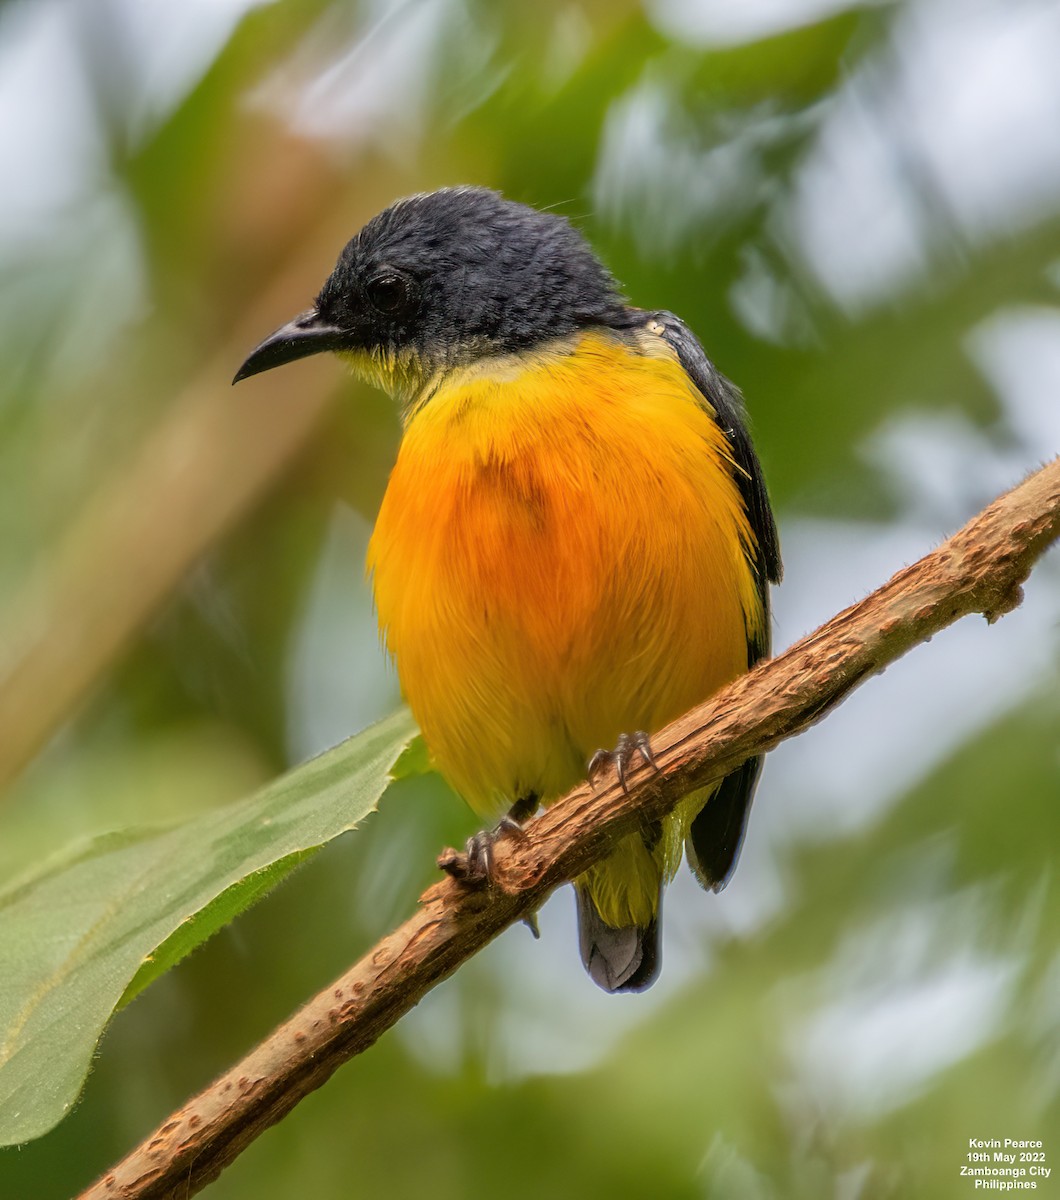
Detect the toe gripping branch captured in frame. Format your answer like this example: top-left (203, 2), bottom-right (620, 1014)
top-left (587, 730), bottom-right (660, 794)
top-left (437, 798), bottom-right (541, 937)
top-left (437, 792), bottom-right (539, 886)
top-left (435, 732), bottom-right (660, 894)
top-left (437, 815), bottom-right (527, 885)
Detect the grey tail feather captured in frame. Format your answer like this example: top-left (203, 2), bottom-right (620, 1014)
top-left (576, 887), bottom-right (661, 993)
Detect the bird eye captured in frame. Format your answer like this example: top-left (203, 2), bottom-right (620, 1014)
top-left (366, 273), bottom-right (410, 315)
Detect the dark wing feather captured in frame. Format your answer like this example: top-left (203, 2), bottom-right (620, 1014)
top-left (647, 310), bottom-right (781, 889)
top-left (648, 310), bottom-right (781, 628)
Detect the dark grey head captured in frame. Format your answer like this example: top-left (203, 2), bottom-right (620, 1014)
top-left (234, 186), bottom-right (633, 394)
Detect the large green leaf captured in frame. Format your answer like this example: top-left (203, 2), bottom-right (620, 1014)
top-left (0, 707), bottom-right (418, 1147)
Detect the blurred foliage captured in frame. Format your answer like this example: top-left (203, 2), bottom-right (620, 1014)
top-left (0, 0), bottom-right (1057, 1196)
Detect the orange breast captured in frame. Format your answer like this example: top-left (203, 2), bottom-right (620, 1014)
top-left (367, 331), bottom-right (762, 817)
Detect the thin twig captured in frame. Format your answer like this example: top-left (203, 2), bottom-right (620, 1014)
top-left (80, 458), bottom-right (1060, 1200)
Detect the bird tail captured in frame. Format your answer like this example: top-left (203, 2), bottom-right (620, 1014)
top-left (575, 882), bottom-right (661, 993)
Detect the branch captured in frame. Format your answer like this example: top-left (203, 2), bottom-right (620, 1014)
top-left (81, 458), bottom-right (1060, 1200)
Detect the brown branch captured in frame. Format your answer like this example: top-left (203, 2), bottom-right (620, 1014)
top-left (80, 458), bottom-right (1060, 1200)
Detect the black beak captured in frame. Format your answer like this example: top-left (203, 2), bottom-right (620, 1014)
top-left (233, 309), bottom-right (347, 384)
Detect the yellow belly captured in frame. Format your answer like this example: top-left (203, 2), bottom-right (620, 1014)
top-left (367, 330), bottom-right (762, 921)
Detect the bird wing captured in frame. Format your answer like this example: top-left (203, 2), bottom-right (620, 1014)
top-left (647, 310), bottom-right (782, 890)
top-left (649, 310), bottom-right (781, 658)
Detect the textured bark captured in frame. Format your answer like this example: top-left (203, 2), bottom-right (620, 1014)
top-left (80, 458), bottom-right (1060, 1200)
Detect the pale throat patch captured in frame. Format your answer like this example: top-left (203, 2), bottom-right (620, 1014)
top-left (339, 323), bottom-right (714, 429)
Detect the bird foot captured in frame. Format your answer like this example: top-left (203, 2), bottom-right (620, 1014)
top-left (438, 815), bottom-right (527, 886)
top-left (587, 731), bottom-right (659, 794)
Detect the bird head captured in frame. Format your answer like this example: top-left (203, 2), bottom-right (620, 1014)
top-left (233, 186), bottom-right (630, 405)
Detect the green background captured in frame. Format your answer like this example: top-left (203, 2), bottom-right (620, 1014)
top-left (0, 0), bottom-right (1057, 1196)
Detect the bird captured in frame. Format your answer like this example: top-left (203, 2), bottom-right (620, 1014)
top-left (235, 186), bottom-right (781, 992)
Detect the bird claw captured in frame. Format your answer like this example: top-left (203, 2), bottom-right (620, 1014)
top-left (438, 814), bottom-right (528, 886)
top-left (587, 731), bottom-right (659, 794)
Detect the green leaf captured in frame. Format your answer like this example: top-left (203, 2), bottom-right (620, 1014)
top-left (389, 733), bottom-right (432, 781)
top-left (0, 707), bottom-right (418, 1147)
